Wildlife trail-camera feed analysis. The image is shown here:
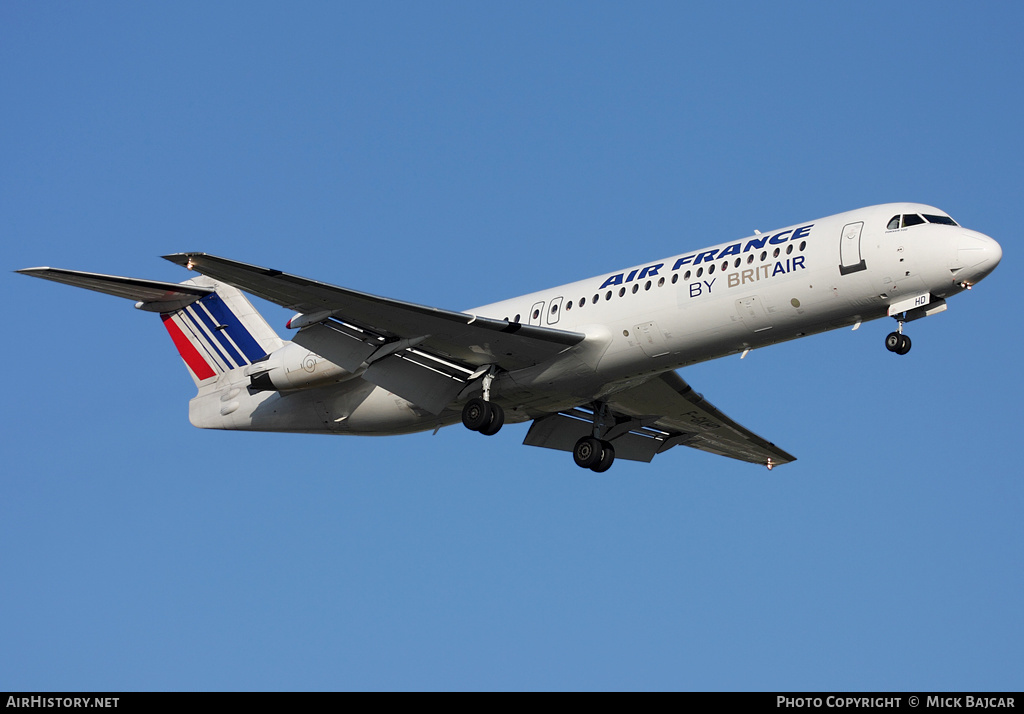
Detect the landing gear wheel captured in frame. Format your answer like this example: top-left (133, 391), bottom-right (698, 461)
top-left (478, 403), bottom-right (505, 436)
top-left (590, 442), bottom-right (616, 473)
top-left (885, 332), bottom-right (902, 353)
top-left (462, 397), bottom-right (493, 432)
top-left (896, 334), bottom-right (912, 355)
top-left (573, 436), bottom-right (604, 469)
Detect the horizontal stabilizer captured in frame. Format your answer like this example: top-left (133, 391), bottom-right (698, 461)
top-left (17, 267), bottom-right (212, 312)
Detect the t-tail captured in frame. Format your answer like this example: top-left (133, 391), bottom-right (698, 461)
top-left (16, 267), bottom-right (284, 387)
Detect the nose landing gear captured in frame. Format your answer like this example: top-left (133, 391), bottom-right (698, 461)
top-left (885, 316), bottom-right (912, 355)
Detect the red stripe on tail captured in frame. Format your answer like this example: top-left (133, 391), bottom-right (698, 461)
top-left (162, 314), bottom-right (216, 380)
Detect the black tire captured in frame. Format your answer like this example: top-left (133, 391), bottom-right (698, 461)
top-left (478, 403), bottom-right (505, 436)
top-left (462, 397), bottom-right (492, 432)
top-left (590, 441), bottom-right (616, 473)
top-left (885, 332), bottom-right (902, 352)
top-left (896, 334), bottom-right (912, 355)
top-left (573, 436), bottom-right (603, 469)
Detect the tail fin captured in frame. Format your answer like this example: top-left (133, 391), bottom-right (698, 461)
top-left (17, 267), bottom-right (284, 387)
top-left (160, 276), bottom-right (283, 385)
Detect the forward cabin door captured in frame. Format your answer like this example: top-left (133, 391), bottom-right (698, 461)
top-left (839, 221), bottom-right (867, 275)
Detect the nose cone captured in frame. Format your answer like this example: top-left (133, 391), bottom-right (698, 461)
top-left (958, 232), bottom-right (1002, 284)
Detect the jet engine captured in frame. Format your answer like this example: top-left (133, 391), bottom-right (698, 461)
top-left (246, 342), bottom-right (359, 391)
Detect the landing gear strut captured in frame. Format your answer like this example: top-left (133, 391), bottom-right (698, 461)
top-left (461, 369), bottom-right (505, 436)
top-left (885, 315), bottom-right (912, 355)
top-left (573, 402), bottom-right (617, 472)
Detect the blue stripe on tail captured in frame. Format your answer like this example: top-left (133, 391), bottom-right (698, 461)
top-left (189, 302), bottom-right (245, 367)
top-left (198, 293), bottom-right (267, 363)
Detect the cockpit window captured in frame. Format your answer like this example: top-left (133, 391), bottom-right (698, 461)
top-left (923, 214), bottom-right (958, 226)
top-left (888, 212), bottom-right (958, 230)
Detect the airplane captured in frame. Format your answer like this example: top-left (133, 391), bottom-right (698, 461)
top-left (17, 202), bottom-right (1001, 472)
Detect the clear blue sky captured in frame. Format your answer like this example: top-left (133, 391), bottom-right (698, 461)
top-left (2, 2), bottom-right (1021, 691)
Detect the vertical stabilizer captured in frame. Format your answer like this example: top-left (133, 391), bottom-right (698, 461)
top-left (160, 276), bottom-right (284, 386)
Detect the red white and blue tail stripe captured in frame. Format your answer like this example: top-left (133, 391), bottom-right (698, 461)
top-left (160, 293), bottom-right (267, 382)
top-left (158, 276), bottom-right (283, 386)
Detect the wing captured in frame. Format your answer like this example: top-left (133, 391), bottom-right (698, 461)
top-left (524, 371), bottom-right (795, 467)
top-left (163, 253), bottom-right (586, 413)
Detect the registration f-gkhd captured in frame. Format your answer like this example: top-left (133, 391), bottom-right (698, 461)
top-left (19, 202), bottom-right (1001, 472)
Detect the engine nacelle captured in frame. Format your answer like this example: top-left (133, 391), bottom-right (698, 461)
top-left (247, 342), bottom-right (359, 392)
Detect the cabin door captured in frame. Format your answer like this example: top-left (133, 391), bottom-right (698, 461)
top-left (839, 221), bottom-right (867, 275)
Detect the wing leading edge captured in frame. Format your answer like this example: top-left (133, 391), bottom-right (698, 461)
top-left (163, 253), bottom-right (584, 372)
top-left (163, 253), bottom-right (587, 414)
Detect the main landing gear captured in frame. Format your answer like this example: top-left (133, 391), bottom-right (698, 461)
top-left (885, 315), bottom-right (912, 356)
top-left (571, 402), bottom-right (617, 473)
top-left (461, 368), bottom-right (504, 436)
top-left (573, 436), bottom-right (616, 473)
top-left (462, 397), bottom-right (505, 436)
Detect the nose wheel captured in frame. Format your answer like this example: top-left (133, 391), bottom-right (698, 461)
top-left (885, 317), bottom-right (912, 355)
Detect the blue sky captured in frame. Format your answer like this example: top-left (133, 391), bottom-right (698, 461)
top-left (2, 2), bottom-right (1021, 691)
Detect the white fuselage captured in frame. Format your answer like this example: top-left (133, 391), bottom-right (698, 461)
top-left (188, 203), bottom-right (1001, 435)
